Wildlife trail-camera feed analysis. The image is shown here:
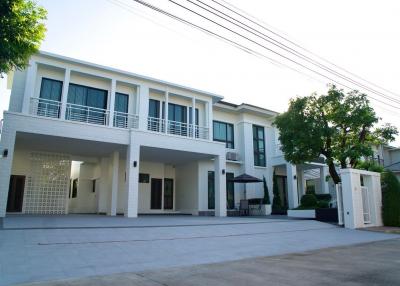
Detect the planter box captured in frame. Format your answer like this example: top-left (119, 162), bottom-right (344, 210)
top-left (287, 209), bottom-right (316, 219)
top-left (316, 208), bottom-right (338, 222)
top-left (262, 204), bottom-right (272, 215)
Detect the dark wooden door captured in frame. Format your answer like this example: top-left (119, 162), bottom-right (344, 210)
top-left (151, 178), bottom-right (162, 209)
top-left (164, 178), bottom-right (174, 210)
top-left (6, 175), bottom-right (25, 212)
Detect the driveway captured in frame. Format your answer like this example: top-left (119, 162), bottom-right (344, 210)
top-left (0, 215), bottom-right (398, 285)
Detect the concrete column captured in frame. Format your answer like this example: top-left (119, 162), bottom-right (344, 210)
top-left (192, 97), bottom-right (196, 138)
top-left (297, 168), bottom-right (306, 197)
top-left (286, 164), bottom-right (299, 209)
top-left (207, 101), bottom-right (213, 141)
top-left (60, 68), bottom-right (71, 120)
top-left (98, 157), bottom-right (109, 213)
top-left (320, 166), bottom-right (329, 194)
top-left (214, 154), bottom-right (227, 217)
top-left (108, 151), bottom-right (119, 216)
top-left (125, 137), bottom-right (140, 218)
top-left (138, 85), bottom-right (149, 130)
top-left (340, 169), bottom-right (360, 229)
top-left (238, 121), bottom-right (254, 174)
top-left (22, 60), bottom-right (38, 114)
top-left (108, 79), bottom-right (116, 127)
top-left (0, 121), bottom-right (16, 218)
top-left (164, 90), bottom-right (169, 134)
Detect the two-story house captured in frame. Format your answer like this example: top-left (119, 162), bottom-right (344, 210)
top-left (0, 52), bottom-right (331, 220)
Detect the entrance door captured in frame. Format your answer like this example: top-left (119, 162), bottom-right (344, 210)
top-left (151, 178), bottom-right (162, 209)
top-left (226, 172), bottom-right (235, 209)
top-left (164, 178), bottom-right (174, 210)
top-left (7, 175), bottom-right (26, 212)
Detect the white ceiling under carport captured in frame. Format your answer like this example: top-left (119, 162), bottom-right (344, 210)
top-left (15, 132), bottom-right (127, 158)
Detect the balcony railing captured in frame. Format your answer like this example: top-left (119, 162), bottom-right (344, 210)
top-left (147, 117), bottom-right (209, 140)
top-left (113, 111), bottom-right (139, 129)
top-left (66, 103), bottom-right (109, 126)
top-left (30, 98), bottom-right (61, 119)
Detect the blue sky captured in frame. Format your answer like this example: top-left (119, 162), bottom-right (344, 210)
top-left (1, 0), bottom-right (399, 145)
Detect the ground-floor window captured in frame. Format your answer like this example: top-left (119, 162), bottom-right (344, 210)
top-left (208, 171), bottom-right (215, 209)
top-left (226, 172), bottom-right (235, 209)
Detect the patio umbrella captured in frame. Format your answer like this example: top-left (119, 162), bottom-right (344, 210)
top-left (229, 173), bottom-right (262, 200)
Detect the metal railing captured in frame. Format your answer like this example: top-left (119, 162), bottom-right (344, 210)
top-left (66, 103), bottom-right (109, 126)
top-left (30, 98), bottom-right (61, 119)
top-left (147, 117), bottom-right (209, 140)
top-left (113, 112), bottom-right (139, 129)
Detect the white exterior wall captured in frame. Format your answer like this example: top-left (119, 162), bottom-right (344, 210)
top-left (176, 162), bottom-right (199, 215)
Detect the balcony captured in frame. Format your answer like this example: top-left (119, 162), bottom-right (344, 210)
top-left (147, 116), bottom-right (209, 140)
top-left (29, 98), bottom-right (139, 129)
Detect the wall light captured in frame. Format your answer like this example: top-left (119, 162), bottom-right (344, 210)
top-left (293, 175), bottom-right (297, 180)
top-left (133, 161), bottom-right (137, 167)
top-left (222, 169), bottom-right (225, 175)
top-left (2, 149), bottom-right (8, 158)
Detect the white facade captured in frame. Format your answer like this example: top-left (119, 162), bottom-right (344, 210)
top-left (0, 51), bottom-right (325, 219)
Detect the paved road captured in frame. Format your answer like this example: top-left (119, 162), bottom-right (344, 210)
top-left (1, 216), bottom-right (398, 285)
top-left (20, 238), bottom-right (400, 286)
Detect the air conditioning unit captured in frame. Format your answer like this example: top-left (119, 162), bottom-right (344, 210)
top-left (226, 152), bottom-right (239, 161)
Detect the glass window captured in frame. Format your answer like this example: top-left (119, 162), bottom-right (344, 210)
top-left (208, 171), bottom-right (215, 210)
top-left (115, 93), bottom-right (129, 113)
top-left (189, 107), bottom-right (199, 125)
top-left (39, 78), bottom-right (63, 101)
top-left (168, 103), bottom-right (187, 123)
top-left (253, 125), bottom-right (266, 167)
top-left (213, 121), bottom-right (234, 149)
top-left (67, 83), bottom-right (107, 109)
top-left (149, 99), bottom-right (160, 118)
top-left (226, 172), bottom-right (235, 209)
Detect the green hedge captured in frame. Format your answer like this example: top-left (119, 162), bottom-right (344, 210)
top-left (382, 171), bottom-right (400, 227)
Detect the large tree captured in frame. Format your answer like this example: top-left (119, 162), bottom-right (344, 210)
top-left (274, 85), bottom-right (398, 184)
top-left (0, 0), bottom-right (47, 75)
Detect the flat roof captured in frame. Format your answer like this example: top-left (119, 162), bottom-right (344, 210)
top-left (37, 51), bottom-right (224, 103)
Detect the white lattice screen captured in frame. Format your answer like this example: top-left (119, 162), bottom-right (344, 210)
top-left (23, 152), bottom-right (71, 214)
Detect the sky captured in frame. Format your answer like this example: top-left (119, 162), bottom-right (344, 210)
top-left (1, 0), bottom-right (399, 145)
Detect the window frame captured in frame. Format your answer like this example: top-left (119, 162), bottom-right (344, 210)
top-left (253, 124), bottom-right (266, 167)
top-left (39, 77), bottom-right (63, 101)
top-left (213, 120), bottom-right (235, 149)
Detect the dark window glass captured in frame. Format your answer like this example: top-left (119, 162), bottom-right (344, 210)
top-left (139, 173), bottom-right (150, 183)
top-left (208, 171), bottom-right (215, 209)
top-left (253, 125), bottom-right (266, 167)
top-left (72, 179), bottom-right (78, 198)
top-left (168, 103), bottom-right (187, 123)
top-left (40, 78), bottom-right (63, 101)
top-left (115, 92), bottom-right (129, 113)
top-left (148, 99), bottom-right (160, 118)
top-left (213, 121), bottom-right (234, 149)
top-left (67, 83), bottom-right (107, 109)
top-left (226, 172), bottom-right (235, 209)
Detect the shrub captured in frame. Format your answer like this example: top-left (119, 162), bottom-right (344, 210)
top-left (248, 198), bottom-right (263, 205)
top-left (381, 171), bottom-right (400, 227)
top-left (300, 194), bottom-right (318, 208)
top-left (317, 200), bottom-right (329, 209)
top-left (262, 176), bottom-right (270, 204)
top-left (272, 171), bottom-right (284, 212)
top-left (315, 194), bottom-right (332, 202)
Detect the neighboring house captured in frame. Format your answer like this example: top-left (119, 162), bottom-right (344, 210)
top-left (0, 52), bottom-right (329, 218)
top-left (382, 145), bottom-right (400, 181)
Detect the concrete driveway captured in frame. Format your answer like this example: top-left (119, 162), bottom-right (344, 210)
top-left (0, 215), bottom-right (398, 285)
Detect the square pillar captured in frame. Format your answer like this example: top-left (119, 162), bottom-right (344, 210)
top-left (22, 60), bottom-right (38, 114)
top-left (297, 168), bottom-right (305, 197)
top-left (0, 122), bottom-right (16, 218)
top-left (125, 139), bottom-right (140, 218)
top-left (286, 164), bottom-right (299, 209)
top-left (214, 154), bottom-right (227, 217)
top-left (320, 166), bottom-right (329, 194)
top-left (108, 79), bottom-right (116, 127)
top-left (207, 101), bottom-right (213, 141)
top-left (108, 151), bottom-right (119, 216)
top-left (97, 157), bottom-right (109, 213)
top-left (60, 68), bottom-right (71, 120)
top-left (164, 90), bottom-right (169, 134)
top-left (192, 97), bottom-right (196, 138)
top-left (138, 85), bottom-right (149, 130)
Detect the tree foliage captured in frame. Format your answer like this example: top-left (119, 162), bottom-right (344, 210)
top-left (262, 176), bottom-right (270, 204)
top-left (274, 85), bottom-right (398, 184)
top-left (0, 0), bottom-right (47, 75)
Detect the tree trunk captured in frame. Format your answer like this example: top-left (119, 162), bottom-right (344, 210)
top-left (328, 161), bottom-right (341, 184)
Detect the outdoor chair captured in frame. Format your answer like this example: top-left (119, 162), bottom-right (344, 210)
top-left (239, 199), bottom-right (249, 216)
top-left (249, 198), bottom-right (263, 216)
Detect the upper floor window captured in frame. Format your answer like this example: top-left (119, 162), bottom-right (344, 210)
top-left (115, 92), bottom-right (129, 113)
top-left (253, 125), bottom-right (266, 167)
top-left (213, 121), bottom-right (234, 149)
top-left (189, 107), bottom-right (199, 125)
top-left (67, 83), bottom-right (107, 109)
top-left (167, 102), bottom-right (187, 123)
top-left (40, 78), bottom-right (63, 101)
top-left (149, 99), bottom-right (160, 118)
